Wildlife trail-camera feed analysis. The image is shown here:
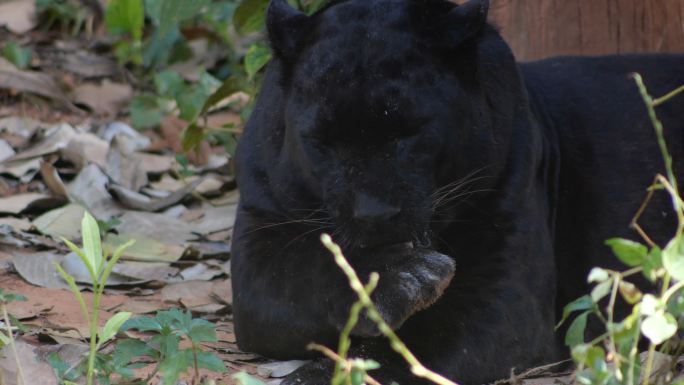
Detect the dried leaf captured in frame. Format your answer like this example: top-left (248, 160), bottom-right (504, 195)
top-left (108, 178), bottom-right (201, 212)
top-left (73, 80), bottom-right (133, 116)
top-left (0, 339), bottom-right (58, 385)
top-left (11, 251), bottom-right (70, 290)
top-left (33, 203), bottom-right (86, 241)
top-left (0, 61), bottom-right (73, 108)
top-left (0, 0), bottom-right (37, 34)
top-left (40, 161), bottom-right (68, 197)
top-left (0, 193), bottom-right (50, 214)
top-left (105, 135), bottom-right (148, 191)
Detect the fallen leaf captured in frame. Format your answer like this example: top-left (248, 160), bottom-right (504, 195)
top-left (40, 161), bottom-right (68, 197)
top-left (99, 121), bottom-right (151, 150)
top-left (60, 51), bottom-right (118, 78)
top-left (0, 217), bottom-right (31, 231)
top-left (0, 192), bottom-right (50, 214)
top-left (113, 260), bottom-right (179, 282)
top-left (32, 203), bottom-right (86, 241)
top-left (0, 339), bottom-right (58, 385)
top-left (136, 152), bottom-right (175, 174)
top-left (115, 210), bottom-right (196, 244)
top-left (257, 361), bottom-right (309, 378)
top-left (0, 139), bottom-right (15, 161)
top-left (0, 0), bottom-right (37, 34)
top-left (4, 123), bottom-right (76, 162)
top-left (189, 204), bottom-right (237, 234)
top-left (0, 59), bottom-right (74, 108)
top-left (11, 251), bottom-right (70, 290)
top-left (73, 80), bottom-right (133, 116)
top-left (105, 233), bottom-right (185, 263)
top-left (108, 178), bottom-right (201, 212)
top-left (61, 252), bottom-right (149, 286)
top-left (179, 262), bottom-right (225, 281)
top-left (61, 132), bottom-right (109, 169)
top-left (105, 135), bottom-right (147, 191)
top-left (0, 116), bottom-right (44, 149)
top-left (68, 164), bottom-right (124, 218)
top-left (0, 157), bottom-right (40, 180)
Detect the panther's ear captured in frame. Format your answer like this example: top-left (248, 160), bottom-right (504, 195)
top-left (443, 0), bottom-right (489, 47)
top-left (267, 0), bottom-right (310, 60)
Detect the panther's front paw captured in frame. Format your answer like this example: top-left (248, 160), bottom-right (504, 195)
top-left (350, 249), bottom-right (455, 336)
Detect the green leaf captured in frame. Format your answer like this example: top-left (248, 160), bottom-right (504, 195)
top-left (130, 95), bottom-right (165, 129)
top-left (81, 211), bottom-right (104, 279)
top-left (196, 351), bottom-right (227, 372)
top-left (3, 42), bottom-right (31, 69)
top-left (181, 123), bottom-right (205, 152)
top-left (105, 0), bottom-right (144, 40)
top-left (233, 0), bottom-right (269, 35)
top-left (159, 350), bottom-right (191, 385)
top-left (245, 43), bottom-right (272, 79)
top-left (0, 290), bottom-right (27, 304)
top-left (618, 281), bottom-right (642, 304)
top-left (177, 85), bottom-right (208, 121)
top-left (154, 71), bottom-right (185, 98)
top-left (142, 26), bottom-right (182, 68)
top-left (557, 295), bottom-right (593, 329)
top-left (565, 311), bottom-right (589, 347)
top-left (641, 294), bottom-right (660, 316)
top-left (587, 267), bottom-right (609, 283)
top-left (99, 312), bottom-right (132, 346)
top-left (121, 316), bottom-right (162, 333)
top-left (605, 238), bottom-right (648, 267)
top-left (0, 332), bottom-right (9, 348)
top-left (188, 319), bottom-right (217, 343)
top-left (663, 238), bottom-right (684, 281)
top-left (113, 339), bottom-right (154, 367)
top-left (641, 312), bottom-right (677, 345)
top-left (234, 372), bottom-right (268, 385)
top-left (590, 280), bottom-right (612, 302)
top-left (157, 0), bottom-right (210, 33)
top-left (643, 246), bottom-right (663, 282)
top-left (350, 367), bottom-right (365, 385)
top-left (199, 77), bottom-right (242, 117)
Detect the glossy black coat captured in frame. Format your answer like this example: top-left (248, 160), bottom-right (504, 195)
top-left (230, 0), bottom-right (684, 383)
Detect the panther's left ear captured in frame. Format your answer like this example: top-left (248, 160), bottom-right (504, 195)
top-left (443, 0), bottom-right (489, 47)
top-left (267, 0), bottom-right (310, 60)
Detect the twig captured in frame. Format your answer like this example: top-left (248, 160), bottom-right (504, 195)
top-left (1, 303), bottom-right (26, 385)
top-left (321, 234), bottom-right (460, 385)
top-left (308, 343), bottom-right (382, 385)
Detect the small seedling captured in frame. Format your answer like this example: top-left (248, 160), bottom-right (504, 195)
top-left (121, 309), bottom-right (227, 385)
top-left (53, 211), bottom-right (135, 385)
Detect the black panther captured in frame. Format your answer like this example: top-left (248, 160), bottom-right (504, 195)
top-left (230, 0), bottom-right (684, 383)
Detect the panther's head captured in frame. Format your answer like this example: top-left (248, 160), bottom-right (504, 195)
top-left (263, 0), bottom-right (520, 251)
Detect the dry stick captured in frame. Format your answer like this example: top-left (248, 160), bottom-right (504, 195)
top-left (308, 343), bottom-right (383, 385)
top-left (320, 234), bottom-right (460, 385)
top-left (1, 304), bottom-right (26, 385)
top-left (633, 75), bottom-right (684, 385)
top-left (332, 276), bottom-right (379, 385)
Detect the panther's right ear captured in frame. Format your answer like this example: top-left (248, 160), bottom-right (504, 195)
top-left (267, 0), bottom-right (310, 61)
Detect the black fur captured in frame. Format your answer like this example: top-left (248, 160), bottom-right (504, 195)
top-left (231, 0), bottom-right (684, 384)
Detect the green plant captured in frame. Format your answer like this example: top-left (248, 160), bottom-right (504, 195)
top-left (52, 212), bottom-right (135, 385)
top-left (2, 42), bottom-right (32, 69)
top-left (559, 78), bottom-right (684, 385)
top-left (35, 0), bottom-right (92, 35)
top-left (0, 289), bottom-right (28, 385)
top-left (120, 309), bottom-right (227, 385)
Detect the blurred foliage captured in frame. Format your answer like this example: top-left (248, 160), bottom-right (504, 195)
top-left (32, 0), bottom-right (330, 160)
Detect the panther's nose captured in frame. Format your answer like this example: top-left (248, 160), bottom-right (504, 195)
top-left (353, 192), bottom-right (401, 223)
